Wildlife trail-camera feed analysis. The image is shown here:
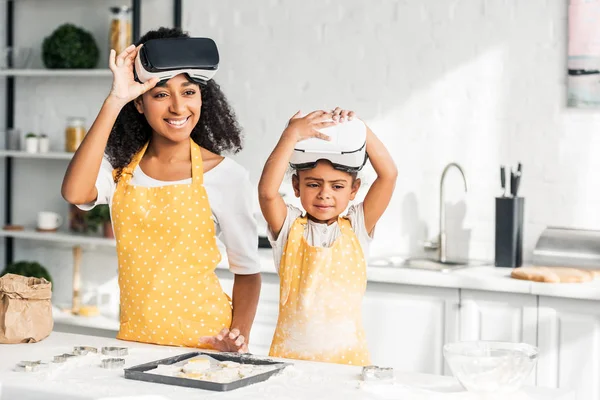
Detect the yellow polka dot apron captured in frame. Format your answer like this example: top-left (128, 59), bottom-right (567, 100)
top-left (269, 215), bottom-right (371, 365)
top-left (112, 138), bottom-right (232, 347)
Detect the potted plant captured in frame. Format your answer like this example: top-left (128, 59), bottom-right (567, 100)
top-left (42, 24), bottom-right (99, 69)
top-left (83, 205), bottom-right (112, 238)
top-left (24, 132), bottom-right (38, 153)
top-left (1, 260), bottom-right (53, 288)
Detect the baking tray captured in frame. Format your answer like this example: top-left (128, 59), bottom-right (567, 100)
top-left (124, 351), bottom-right (290, 392)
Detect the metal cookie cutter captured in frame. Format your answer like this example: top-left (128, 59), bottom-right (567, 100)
top-left (101, 358), bottom-right (126, 369)
top-left (101, 346), bottom-right (128, 356)
top-left (53, 353), bottom-right (77, 363)
top-left (73, 346), bottom-right (98, 355)
top-left (15, 360), bottom-right (48, 372)
top-left (361, 365), bottom-right (394, 381)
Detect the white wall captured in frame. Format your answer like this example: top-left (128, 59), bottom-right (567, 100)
top-left (183, 0), bottom-right (600, 262)
top-left (1, 0), bottom-right (600, 306)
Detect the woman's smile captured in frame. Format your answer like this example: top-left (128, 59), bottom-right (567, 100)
top-left (164, 116), bottom-right (191, 128)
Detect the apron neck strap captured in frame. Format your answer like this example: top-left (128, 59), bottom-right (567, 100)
top-left (121, 138), bottom-right (205, 185)
top-left (120, 142), bottom-right (149, 184)
top-left (295, 215), bottom-right (348, 230)
top-left (190, 138), bottom-right (205, 185)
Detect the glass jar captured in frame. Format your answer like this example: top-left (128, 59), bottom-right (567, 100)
top-left (65, 117), bottom-right (86, 152)
top-left (109, 6), bottom-right (132, 55)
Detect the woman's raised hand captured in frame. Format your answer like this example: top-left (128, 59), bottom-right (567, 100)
top-left (108, 44), bottom-right (159, 106)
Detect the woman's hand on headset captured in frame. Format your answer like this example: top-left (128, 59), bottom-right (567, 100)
top-left (284, 110), bottom-right (337, 142)
top-left (108, 44), bottom-right (159, 107)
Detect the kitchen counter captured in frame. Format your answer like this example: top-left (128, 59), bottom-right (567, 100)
top-left (242, 249), bottom-right (600, 301)
top-left (0, 332), bottom-right (574, 400)
top-left (50, 249), bottom-right (600, 337)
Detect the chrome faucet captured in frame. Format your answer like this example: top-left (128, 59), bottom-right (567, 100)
top-left (438, 163), bottom-right (468, 263)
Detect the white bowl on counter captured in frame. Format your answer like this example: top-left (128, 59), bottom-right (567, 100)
top-left (443, 341), bottom-right (538, 393)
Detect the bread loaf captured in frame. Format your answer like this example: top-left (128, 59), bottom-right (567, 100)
top-left (510, 266), bottom-right (595, 283)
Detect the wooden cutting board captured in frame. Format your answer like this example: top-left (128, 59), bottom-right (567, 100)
top-left (511, 266), bottom-right (600, 283)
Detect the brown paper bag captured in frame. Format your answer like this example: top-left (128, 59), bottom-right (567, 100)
top-left (0, 273), bottom-right (53, 343)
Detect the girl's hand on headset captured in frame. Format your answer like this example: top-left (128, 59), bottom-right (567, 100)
top-left (331, 107), bottom-right (355, 123)
top-left (284, 110), bottom-right (336, 142)
top-left (108, 44), bottom-right (159, 106)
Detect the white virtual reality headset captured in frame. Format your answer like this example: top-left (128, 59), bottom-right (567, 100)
top-left (289, 118), bottom-right (368, 173)
top-left (134, 37), bottom-right (219, 85)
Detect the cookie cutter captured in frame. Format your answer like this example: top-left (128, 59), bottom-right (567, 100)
top-left (73, 346), bottom-right (98, 355)
top-left (361, 365), bottom-right (394, 381)
top-left (53, 353), bottom-right (77, 363)
top-left (101, 346), bottom-right (128, 356)
top-left (15, 360), bottom-right (49, 372)
top-left (101, 358), bottom-right (126, 369)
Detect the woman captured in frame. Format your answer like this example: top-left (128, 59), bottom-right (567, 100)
top-left (62, 28), bottom-right (261, 352)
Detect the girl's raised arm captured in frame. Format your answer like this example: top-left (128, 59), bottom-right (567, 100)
top-left (359, 125), bottom-right (398, 234)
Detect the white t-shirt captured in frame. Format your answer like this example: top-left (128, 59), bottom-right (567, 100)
top-left (267, 203), bottom-right (374, 271)
top-left (78, 156), bottom-right (261, 275)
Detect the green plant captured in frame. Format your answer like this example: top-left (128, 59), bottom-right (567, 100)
top-left (25, 132), bottom-right (37, 138)
top-left (1, 261), bottom-right (52, 286)
top-left (84, 204), bottom-right (110, 233)
top-left (42, 23), bottom-right (99, 69)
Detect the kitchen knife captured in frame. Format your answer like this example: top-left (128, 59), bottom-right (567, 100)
top-left (510, 170), bottom-right (516, 197)
top-left (500, 166), bottom-right (506, 197)
top-left (513, 172), bottom-right (521, 197)
top-left (514, 162), bottom-right (522, 197)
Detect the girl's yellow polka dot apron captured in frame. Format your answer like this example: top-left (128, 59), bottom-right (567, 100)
top-left (112, 138), bottom-right (232, 347)
top-left (269, 216), bottom-right (371, 365)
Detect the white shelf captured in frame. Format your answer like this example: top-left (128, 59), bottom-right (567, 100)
top-left (0, 69), bottom-right (112, 77)
top-left (0, 228), bottom-right (116, 247)
top-left (0, 150), bottom-right (73, 160)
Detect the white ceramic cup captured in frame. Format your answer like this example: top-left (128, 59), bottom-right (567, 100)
top-left (24, 136), bottom-right (38, 153)
top-left (38, 136), bottom-right (50, 153)
top-left (37, 211), bottom-right (62, 230)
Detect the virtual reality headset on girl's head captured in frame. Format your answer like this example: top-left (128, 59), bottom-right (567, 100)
top-left (289, 118), bottom-right (368, 173)
top-left (134, 37), bottom-right (219, 85)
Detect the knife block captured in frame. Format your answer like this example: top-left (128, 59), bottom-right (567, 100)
top-left (495, 197), bottom-right (524, 268)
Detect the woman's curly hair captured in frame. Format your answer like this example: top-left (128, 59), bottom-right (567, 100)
top-left (106, 27), bottom-right (242, 181)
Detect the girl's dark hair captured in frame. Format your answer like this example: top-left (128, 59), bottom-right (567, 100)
top-left (106, 27), bottom-right (242, 181)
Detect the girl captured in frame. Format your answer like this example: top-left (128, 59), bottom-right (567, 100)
top-left (62, 28), bottom-right (261, 352)
top-left (258, 108), bottom-right (397, 365)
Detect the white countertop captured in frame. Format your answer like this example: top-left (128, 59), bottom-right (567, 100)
top-left (0, 332), bottom-right (574, 400)
top-left (247, 249), bottom-right (600, 301)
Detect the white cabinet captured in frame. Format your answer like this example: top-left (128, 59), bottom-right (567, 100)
top-left (362, 282), bottom-right (460, 375)
top-left (458, 289), bottom-right (538, 385)
top-left (459, 290), bottom-right (538, 343)
top-left (537, 296), bottom-right (600, 400)
top-left (247, 274), bottom-right (280, 356)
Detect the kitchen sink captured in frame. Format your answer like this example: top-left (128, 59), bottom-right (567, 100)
top-left (369, 256), bottom-right (487, 272)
